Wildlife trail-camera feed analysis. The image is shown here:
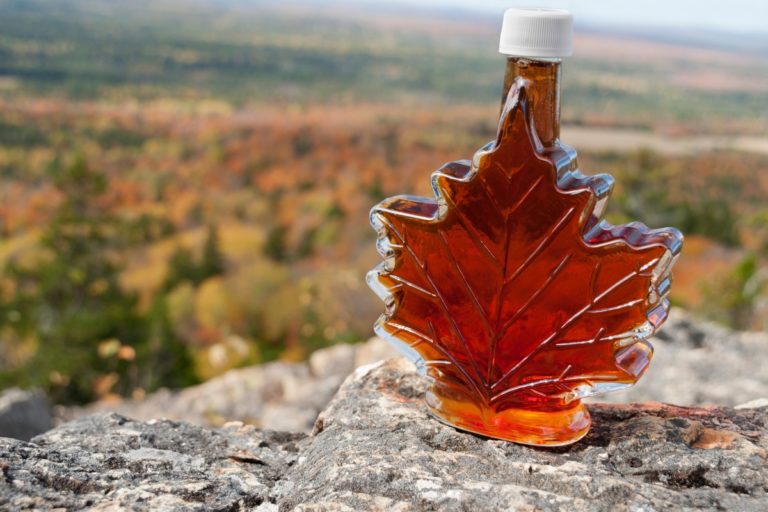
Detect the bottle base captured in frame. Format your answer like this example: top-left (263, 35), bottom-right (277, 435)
top-left (426, 392), bottom-right (591, 447)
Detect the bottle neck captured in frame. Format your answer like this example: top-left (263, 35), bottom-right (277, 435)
top-left (500, 57), bottom-right (561, 148)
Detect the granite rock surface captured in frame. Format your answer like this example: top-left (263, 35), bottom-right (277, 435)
top-left (0, 388), bottom-right (52, 441)
top-left (285, 358), bottom-right (768, 511)
top-left (0, 413), bottom-right (303, 511)
top-left (3, 358), bottom-right (767, 511)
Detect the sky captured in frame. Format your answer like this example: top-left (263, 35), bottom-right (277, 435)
top-left (358, 0), bottom-right (768, 35)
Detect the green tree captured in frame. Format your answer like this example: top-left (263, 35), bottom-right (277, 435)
top-left (200, 225), bottom-right (225, 278)
top-left (164, 247), bottom-right (199, 290)
top-left (296, 227), bottom-right (318, 259)
top-left (264, 224), bottom-right (288, 262)
top-left (164, 225), bottom-right (226, 290)
top-left (366, 175), bottom-right (385, 202)
top-left (702, 254), bottom-right (766, 330)
top-left (136, 296), bottom-right (199, 392)
top-left (1, 155), bottom-right (143, 402)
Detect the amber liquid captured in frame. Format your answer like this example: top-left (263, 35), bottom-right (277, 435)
top-left (370, 58), bottom-right (681, 445)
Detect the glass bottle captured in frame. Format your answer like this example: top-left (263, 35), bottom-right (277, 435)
top-left (367, 8), bottom-right (683, 446)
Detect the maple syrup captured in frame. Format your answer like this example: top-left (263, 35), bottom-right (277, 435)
top-left (367, 8), bottom-right (683, 446)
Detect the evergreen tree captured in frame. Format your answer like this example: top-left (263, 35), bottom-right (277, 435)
top-left (200, 225), bottom-right (225, 278)
top-left (164, 247), bottom-right (199, 290)
top-left (164, 224), bottom-right (225, 290)
top-left (264, 224), bottom-right (288, 262)
top-left (137, 296), bottom-right (199, 392)
top-left (703, 253), bottom-right (766, 330)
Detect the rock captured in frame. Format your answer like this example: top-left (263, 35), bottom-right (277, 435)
top-left (284, 359), bottom-right (768, 511)
top-left (58, 361), bottom-right (334, 434)
top-left (591, 309), bottom-right (768, 406)
top-left (353, 336), bottom-right (399, 368)
top-left (0, 413), bottom-right (305, 511)
top-left (308, 343), bottom-right (357, 379)
top-left (0, 388), bottom-right (52, 441)
top-left (6, 359), bottom-right (767, 511)
top-left (737, 398), bottom-right (768, 410)
top-left (58, 336), bottom-right (398, 433)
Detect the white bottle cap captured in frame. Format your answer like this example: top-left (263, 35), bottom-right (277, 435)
top-left (499, 8), bottom-right (573, 58)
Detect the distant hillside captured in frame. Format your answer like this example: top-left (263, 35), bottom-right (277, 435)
top-left (0, 0), bottom-right (766, 134)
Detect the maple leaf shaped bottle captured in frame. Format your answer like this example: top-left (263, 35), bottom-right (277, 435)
top-left (367, 8), bottom-right (683, 446)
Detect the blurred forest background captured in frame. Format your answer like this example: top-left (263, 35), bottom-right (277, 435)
top-left (0, 0), bottom-right (766, 404)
